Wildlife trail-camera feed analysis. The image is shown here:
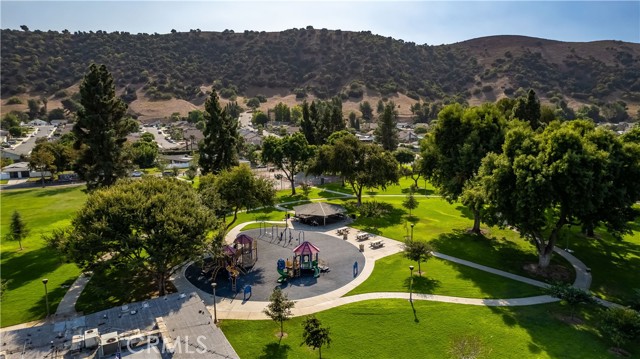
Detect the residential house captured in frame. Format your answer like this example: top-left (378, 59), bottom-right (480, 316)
top-left (160, 154), bottom-right (193, 169)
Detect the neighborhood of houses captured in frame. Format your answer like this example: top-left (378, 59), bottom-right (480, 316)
top-left (1, 113), bottom-right (425, 184)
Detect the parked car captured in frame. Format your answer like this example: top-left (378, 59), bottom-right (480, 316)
top-left (131, 171), bottom-right (143, 177)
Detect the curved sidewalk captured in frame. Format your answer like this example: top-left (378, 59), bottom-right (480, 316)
top-left (173, 222), bottom-right (602, 320)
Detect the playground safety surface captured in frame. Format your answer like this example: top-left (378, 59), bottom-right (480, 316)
top-left (185, 228), bottom-right (366, 301)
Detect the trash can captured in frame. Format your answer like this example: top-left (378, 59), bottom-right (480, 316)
top-left (343, 233), bottom-right (348, 240)
top-left (320, 177), bottom-right (325, 185)
top-left (359, 244), bottom-right (365, 252)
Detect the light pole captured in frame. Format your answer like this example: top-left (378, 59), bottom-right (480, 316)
top-left (42, 278), bottom-right (50, 318)
top-left (410, 223), bottom-right (415, 241)
top-left (409, 266), bottom-right (414, 303)
top-left (212, 282), bottom-right (218, 324)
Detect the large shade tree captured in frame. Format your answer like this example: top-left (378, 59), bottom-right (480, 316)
top-left (420, 103), bottom-right (507, 233)
top-left (199, 89), bottom-right (239, 174)
top-left (473, 120), bottom-right (640, 268)
top-left (199, 164), bottom-right (276, 232)
top-left (309, 132), bottom-right (399, 205)
top-left (60, 178), bottom-right (216, 295)
top-left (73, 64), bottom-right (137, 190)
top-left (262, 133), bottom-right (315, 195)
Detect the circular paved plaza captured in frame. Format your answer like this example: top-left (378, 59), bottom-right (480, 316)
top-left (185, 228), bottom-right (366, 301)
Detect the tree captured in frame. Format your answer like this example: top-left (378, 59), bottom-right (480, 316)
top-left (262, 133), bottom-right (314, 195)
top-left (300, 101), bottom-right (316, 144)
top-left (375, 101), bottom-right (399, 151)
top-left (264, 287), bottom-right (295, 340)
top-left (199, 164), bottom-right (275, 232)
top-left (274, 102), bottom-right (291, 122)
top-left (402, 190), bottom-right (419, 217)
top-left (359, 101), bottom-right (373, 122)
top-left (251, 110), bottom-right (269, 126)
top-left (246, 97), bottom-right (261, 109)
top-left (291, 105), bottom-right (303, 124)
top-left (475, 120), bottom-right (640, 268)
top-left (512, 89), bottom-right (541, 130)
top-left (301, 316), bottom-right (331, 358)
top-left (309, 132), bottom-right (399, 205)
top-left (198, 89), bottom-right (239, 175)
top-left (131, 136), bottom-right (159, 169)
top-left (393, 148), bottom-right (415, 165)
top-left (545, 283), bottom-right (594, 319)
top-left (376, 99), bottom-right (384, 113)
top-left (59, 178), bottom-right (215, 295)
top-left (27, 99), bottom-right (40, 120)
top-left (403, 240), bottom-right (432, 275)
top-left (421, 103), bottom-right (507, 234)
top-left (29, 140), bottom-right (55, 187)
top-left (73, 64), bottom-right (137, 190)
top-left (7, 210), bottom-right (29, 250)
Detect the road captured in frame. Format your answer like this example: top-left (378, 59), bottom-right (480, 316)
top-left (141, 125), bottom-right (183, 150)
top-left (11, 125), bottom-right (56, 155)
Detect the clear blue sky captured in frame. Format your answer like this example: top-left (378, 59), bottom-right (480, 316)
top-left (1, 1), bottom-right (639, 44)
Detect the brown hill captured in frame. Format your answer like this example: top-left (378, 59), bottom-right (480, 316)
top-left (1, 30), bottom-right (639, 119)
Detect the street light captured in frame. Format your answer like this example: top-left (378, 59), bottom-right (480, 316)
top-left (410, 223), bottom-right (415, 241)
top-left (212, 282), bottom-right (218, 324)
top-left (409, 266), bottom-right (414, 303)
top-left (42, 278), bottom-right (50, 318)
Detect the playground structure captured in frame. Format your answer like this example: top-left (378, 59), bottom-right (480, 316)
top-left (277, 241), bottom-right (327, 283)
top-left (208, 234), bottom-right (258, 292)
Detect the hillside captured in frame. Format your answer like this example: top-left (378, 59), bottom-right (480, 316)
top-left (2, 28), bottom-right (639, 118)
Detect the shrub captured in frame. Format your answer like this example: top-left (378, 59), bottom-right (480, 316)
top-left (54, 90), bottom-right (69, 99)
top-left (599, 307), bottom-right (640, 348)
top-left (359, 201), bottom-right (394, 218)
top-left (6, 96), bottom-right (22, 105)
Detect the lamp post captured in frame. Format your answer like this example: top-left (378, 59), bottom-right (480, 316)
top-left (212, 282), bottom-right (218, 324)
top-left (42, 278), bottom-right (50, 318)
top-left (409, 266), bottom-right (414, 303)
top-left (410, 223), bottom-right (415, 241)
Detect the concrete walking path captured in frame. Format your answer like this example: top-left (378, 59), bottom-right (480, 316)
top-left (54, 273), bottom-right (91, 319)
top-left (172, 222), bottom-right (605, 320)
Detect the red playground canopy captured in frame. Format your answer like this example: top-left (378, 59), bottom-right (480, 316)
top-left (293, 241), bottom-right (320, 256)
top-left (235, 234), bottom-right (254, 245)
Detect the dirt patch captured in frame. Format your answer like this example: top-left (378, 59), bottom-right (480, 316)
top-left (523, 263), bottom-right (572, 282)
top-left (274, 331), bottom-right (288, 339)
top-left (465, 228), bottom-right (490, 236)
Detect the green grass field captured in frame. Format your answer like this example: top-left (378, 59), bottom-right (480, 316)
top-left (0, 185), bottom-right (86, 327)
top-left (221, 300), bottom-right (638, 359)
top-left (347, 253), bottom-right (543, 298)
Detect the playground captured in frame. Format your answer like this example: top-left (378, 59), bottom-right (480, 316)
top-left (184, 228), bottom-right (366, 301)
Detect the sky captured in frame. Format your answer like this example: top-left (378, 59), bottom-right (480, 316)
top-left (1, 1), bottom-right (639, 45)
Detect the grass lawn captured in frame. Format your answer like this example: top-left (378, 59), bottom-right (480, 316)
top-left (226, 207), bottom-right (288, 228)
top-left (320, 177), bottom-right (437, 196)
top-left (347, 253), bottom-right (543, 298)
top-left (0, 185), bottom-right (86, 327)
top-left (221, 300), bottom-right (636, 359)
top-left (343, 196), bottom-right (572, 281)
top-left (564, 224), bottom-right (640, 304)
top-left (0, 179), bottom-right (8, 184)
top-left (75, 265), bottom-right (176, 315)
top-left (276, 187), bottom-right (350, 203)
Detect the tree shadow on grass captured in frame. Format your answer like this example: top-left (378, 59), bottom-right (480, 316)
top-left (455, 205), bottom-right (474, 220)
top-left (403, 276), bottom-right (441, 293)
top-left (25, 279), bottom-right (74, 319)
top-left (430, 230), bottom-right (575, 286)
top-left (352, 207), bottom-right (407, 233)
top-left (401, 187), bottom-right (435, 196)
top-left (34, 186), bottom-right (81, 197)
top-left (258, 343), bottom-right (291, 359)
top-left (1, 247), bottom-right (66, 291)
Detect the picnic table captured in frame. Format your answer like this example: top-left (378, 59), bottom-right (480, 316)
top-left (356, 232), bottom-right (370, 241)
top-left (369, 240), bottom-right (384, 249)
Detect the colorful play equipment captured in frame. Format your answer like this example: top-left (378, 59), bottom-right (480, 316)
top-left (276, 241), bottom-right (322, 282)
top-left (208, 233), bottom-right (258, 292)
top-left (234, 234), bottom-right (258, 268)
